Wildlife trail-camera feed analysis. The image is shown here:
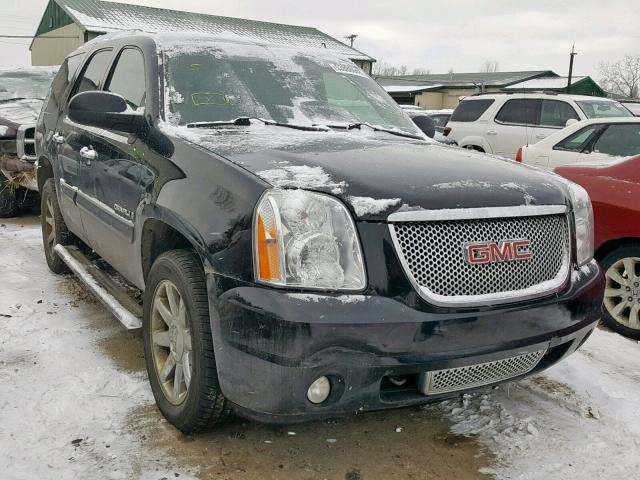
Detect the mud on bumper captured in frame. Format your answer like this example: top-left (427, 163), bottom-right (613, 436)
top-left (206, 266), bottom-right (603, 424)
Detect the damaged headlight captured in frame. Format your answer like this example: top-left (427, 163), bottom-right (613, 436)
top-left (254, 189), bottom-right (366, 290)
top-left (567, 182), bottom-right (594, 266)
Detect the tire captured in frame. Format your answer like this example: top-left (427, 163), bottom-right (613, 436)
top-left (0, 177), bottom-right (18, 218)
top-left (600, 244), bottom-right (640, 340)
top-left (40, 179), bottom-right (70, 274)
top-left (143, 249), bottom-right (231, 433)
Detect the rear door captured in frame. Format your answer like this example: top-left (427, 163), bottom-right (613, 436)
top-left (531, 99), bottom-right (580, 144)
top-left (77, 47), bottom-right (155, 280)
top-left (490, 98), bottom-right (540, 158)
top-left (55, 49), bottom-right (113, 239)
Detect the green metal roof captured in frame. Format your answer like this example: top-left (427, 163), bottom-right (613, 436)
top-left (35, 0), bottom-right (374, 62)
top-left (376, 71), bottom-right (557, 88)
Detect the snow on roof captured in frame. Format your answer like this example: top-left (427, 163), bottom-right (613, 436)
top-left (504, 76), bottom-right (587, 90)
top-left (382, 84), bottom-right (443, 94)
top-left (51, 0), bottom-right (374, 61)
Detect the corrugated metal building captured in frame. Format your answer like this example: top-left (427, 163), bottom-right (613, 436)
top-left (30, 0), bottom-right (375, 73)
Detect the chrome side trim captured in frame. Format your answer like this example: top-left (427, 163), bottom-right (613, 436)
top-left (59, 177), bottom-right (78, 194)
top-left (75, 188), bottom-right (134, 228)
top-left (388, 204), bottom-right (568, 223)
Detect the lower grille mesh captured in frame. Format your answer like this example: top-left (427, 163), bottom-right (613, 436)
top-left (419, 350), bottom-right (545, 395)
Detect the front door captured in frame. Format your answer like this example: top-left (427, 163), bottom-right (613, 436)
top-left (76, 47), bottom-right (152, 282)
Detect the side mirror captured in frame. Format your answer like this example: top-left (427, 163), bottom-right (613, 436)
top-left (565, 118), bottom-right (578, 127)
top-left (69, 91), bottom-right (147, 136)
top-left (411, 115), bottom-right (436, 139)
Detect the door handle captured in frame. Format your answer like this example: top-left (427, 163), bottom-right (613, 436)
top-left (535, 134), bottom-right (546, 139)
top-left (486, 130), bottom-right (498, 135)
top-left (52, 133), bottom-right (65, 144)
top-left (79, 146), bottom-right (97, 165)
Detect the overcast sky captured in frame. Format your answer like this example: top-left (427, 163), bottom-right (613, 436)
top-left (1, 0), bottom-right (638, 77)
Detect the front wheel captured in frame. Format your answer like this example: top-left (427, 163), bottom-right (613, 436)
top-left (40, 179), bottom-right (70, 274)
top-left (601, 245), bottom-right (640, 340)
top-left (143, 250), bottom-right (230, 433)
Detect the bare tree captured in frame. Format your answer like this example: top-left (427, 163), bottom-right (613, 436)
top-left (411, 67), bottom-right (431, 75)
top-left (480, 60), bottom-right (500, 73)
top-left (372, 62), bottom-right (408, 76)
top-left (598, 54), bottom-right (640, 98)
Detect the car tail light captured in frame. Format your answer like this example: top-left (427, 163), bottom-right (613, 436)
top-left (443, 127), bottom-right (451, 137)
top-left (515, 147), bottom-right (523, 163)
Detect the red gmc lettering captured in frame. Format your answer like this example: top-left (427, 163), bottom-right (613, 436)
top-left (465, 240), bottom-right (532, 264)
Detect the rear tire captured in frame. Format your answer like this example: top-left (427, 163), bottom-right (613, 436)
top-left (600, 244), bottom-right (640, 340)
top-left (0, 177), bottom-right (18, 218)
top-left (143, 250), bottom-right (231, 433)
top-left (40, 179), bottom-right (70, 274)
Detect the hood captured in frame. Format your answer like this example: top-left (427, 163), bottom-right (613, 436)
top-left (165, 124), bottom-right (569, 220)
top-left (0, 99), bottom-right (43, 134)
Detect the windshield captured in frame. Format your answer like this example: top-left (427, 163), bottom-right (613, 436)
top-left (576, 100), bottom-right (633, 119)
top-left (163, 41), bottom-right (421, 136)
top-left (0, 68), bottom-right (58, 101)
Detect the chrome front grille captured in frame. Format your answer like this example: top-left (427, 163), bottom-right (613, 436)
top-left (418, 350), bottom-right (545, 395)
top-left (390, 211), bottom-right (570, 306)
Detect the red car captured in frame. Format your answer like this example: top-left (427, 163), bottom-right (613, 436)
top-left (555, 155), bottom-right (640, 339)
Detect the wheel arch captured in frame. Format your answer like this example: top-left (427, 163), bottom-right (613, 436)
top-left (36, 155), bottom-right (54, 193)
top-left (595, 237), bottom-right (640, 262)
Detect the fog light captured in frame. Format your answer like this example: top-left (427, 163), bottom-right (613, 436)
top-left (307, 376), bottom-right (331, 404)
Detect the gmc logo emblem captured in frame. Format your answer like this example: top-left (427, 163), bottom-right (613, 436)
top-left (464, 239), bottom-right (533, 264)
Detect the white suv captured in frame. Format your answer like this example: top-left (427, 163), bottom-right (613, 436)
top-left (444, 93), bottom-right (633, 159)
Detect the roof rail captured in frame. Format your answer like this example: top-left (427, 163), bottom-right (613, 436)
top-left (471, 90), bottom-right (561, 97)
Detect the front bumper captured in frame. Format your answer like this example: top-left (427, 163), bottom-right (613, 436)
top-left (206, 263), bottom-right (603, 423)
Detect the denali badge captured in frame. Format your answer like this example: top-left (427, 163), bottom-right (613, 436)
top-left (464, 239), bottom-right (533, 264)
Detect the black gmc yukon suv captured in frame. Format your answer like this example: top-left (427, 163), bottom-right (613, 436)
top-left (36, 32), bottom-right (603, 433)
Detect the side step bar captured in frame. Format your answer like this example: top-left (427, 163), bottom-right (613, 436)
top-left (53, 244), bottom-right (142, 330)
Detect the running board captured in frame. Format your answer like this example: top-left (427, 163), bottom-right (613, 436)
top-left (53, 244), bottom-right (142, 330)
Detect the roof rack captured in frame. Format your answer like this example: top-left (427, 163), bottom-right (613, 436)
top-left (470, 90), bottom-right (560, 97)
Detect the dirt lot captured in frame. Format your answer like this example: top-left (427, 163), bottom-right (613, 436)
top-left (1, 216), bottom-right (639, 480)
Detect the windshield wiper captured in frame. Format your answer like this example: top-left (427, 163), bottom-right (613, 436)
top-left (186, 117), bottom-right (330, 132)
top-left (326, 122), bottom-right (424, 140)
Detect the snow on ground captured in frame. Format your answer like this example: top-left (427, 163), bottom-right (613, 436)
top-left (436, 328), bottom-right (640, 479)
top-left (1, 218), bottom-right (640, 479)
top-left (0, 220), bottom-right (197, 480)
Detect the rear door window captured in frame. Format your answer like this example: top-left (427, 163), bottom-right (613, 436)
top-left (450, 99), bottom-right (494, 122)
top-left (591, 124), bottom-right (640, 157)
top-left (105, 48), bottom-right (146, 111)
top-left (494, 99), bottom-right (540, 125)
top-left (72, 50), bottom-right (113, 97)
top-left (554, 125), bottom-right (600, 151)
top-left (539, 100), bottom-right (579, 127)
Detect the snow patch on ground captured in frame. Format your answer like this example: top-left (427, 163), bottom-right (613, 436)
top-left (435, 328), bottom-right (640, 479)
top-left (348, 196), bottom-right (401, 216)
top-left (256, 165), bottom-right (347, 194)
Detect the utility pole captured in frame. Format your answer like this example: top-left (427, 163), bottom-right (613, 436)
top-left (567, 43), bottom-right (577, 94)
top-left (345, 34), bottom-right (358, 47)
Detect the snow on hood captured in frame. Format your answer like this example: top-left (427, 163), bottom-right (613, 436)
top-left (159, 122), bottom-right (570, 220)
top-left (0, 98), bottom-right (43, 129)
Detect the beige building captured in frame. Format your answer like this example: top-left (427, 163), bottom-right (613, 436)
top-left (376, 71), bottom-right (562, 109)
top-left (31, 0), bottom-right (376, 72)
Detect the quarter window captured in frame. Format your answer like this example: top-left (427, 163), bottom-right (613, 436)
top-left (72, 50), bottom-right (112, 96)
top-left (106, 48), bottom-right (146, 111)
top-left (494, 99), bottom-right (539, 125)
top-left (539, 100), bottom-right (579, 128)
top-left (450, 99), bottom-right (494, 122)
top-left (554, 125), bottom-right (599, 152)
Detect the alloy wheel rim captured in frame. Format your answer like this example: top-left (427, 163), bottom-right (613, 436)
top-left (45, 198), bottom-right (55, 251)
top-left (150, 280), bottom-right (193, 405)
top-left (603, 256), bottom-right (640, 330)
